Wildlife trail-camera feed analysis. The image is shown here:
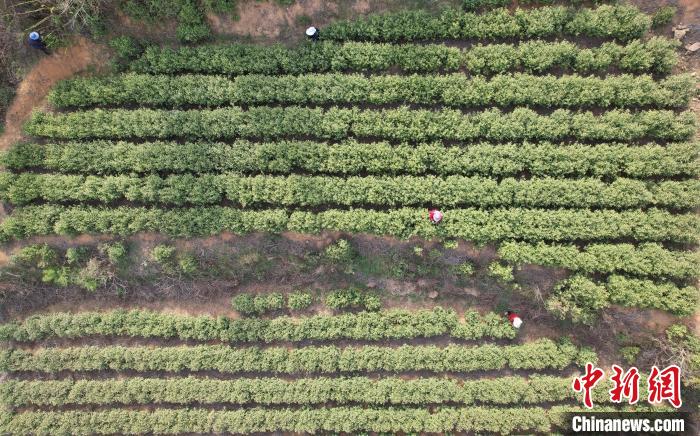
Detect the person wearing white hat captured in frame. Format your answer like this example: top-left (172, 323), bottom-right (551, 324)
top-left (428, 209), bottom-right (443, 224)
top-left (28, 31), bottom-right (49, 54)
top-left (506, 311), bottom-right (523, 329)
top-left (306, 26), bottom-right (319, 41)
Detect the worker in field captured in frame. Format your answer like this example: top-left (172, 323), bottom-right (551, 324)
top-left (28, 32), bottom-right (50, 54)
top-left (506, 310), bottom-right (523, 329)
top-left (306, 26), bottom-right (320, 41)
top-left (428, 209), bottom-right (443, 224)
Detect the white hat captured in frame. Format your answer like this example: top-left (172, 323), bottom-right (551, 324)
top-left (432, 210), bottom-right (443, 222)
top-left (306, 27), bottom-right (317, 36)
top-left (29, 32), bottom-right (40, 41)
top-left (512, 317), bottom-right (523, 329)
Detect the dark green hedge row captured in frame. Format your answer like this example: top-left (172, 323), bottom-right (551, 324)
top-left (48, 73), bottom-right (694, 109)
top-left (0, 406), bottom-right (567, 434)
top-left (499, 242), bottom-right (700, 279)
top-left (131, 38), bottom-right (678, 75)
top-left (0, 339), bottom-right (593, 373)
top-left (552, 274), bottom-right (697, 317)
top-left (1, 205), bottom-right (697, 243)
top-left (322, 5), bottom-right (651, 42)
top-left (4, 141), bottom-right (697, 179)
top-left (2, 173), bottom-right (698, 209)
top-left (24, 107), bottom-right (696, 142)
top-left (0, 307), bottom-right (515, 343)
top-left (0, 374), bottom-right (606, 407)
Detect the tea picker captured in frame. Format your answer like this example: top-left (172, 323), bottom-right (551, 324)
top-left (428, 209), bottom-right (443, 224)
top-left (506, 310), bottom-right (523, 329)
top-left (306, 26), bottom-right (320, 41)
top-left (28, 32), bottom-right (50, 55)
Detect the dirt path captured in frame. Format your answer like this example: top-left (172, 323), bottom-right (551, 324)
top-left (0, 37), bottom-right (108, 151)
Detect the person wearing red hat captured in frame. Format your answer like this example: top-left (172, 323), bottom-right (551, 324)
top-left (428, 209), bottom-right (443, 224)
top-left (506, 311), bottom-right (523, 329)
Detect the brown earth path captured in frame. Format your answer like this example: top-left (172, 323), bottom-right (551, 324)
top-left (0, 37), bottom-right (108, 151)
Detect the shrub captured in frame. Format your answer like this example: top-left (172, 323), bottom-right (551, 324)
top-left (151, 244), bottom-right (176, 264)
top-left (546, 275), bottom-right (610, 325)
top-left (12, 244), bottom-right (57, 268)
top-left (74, 258), bottom-right (108, 292)
top-left (100, 242), bottom-right (127, 265)
top-left (324, 239), bottom-right (355, 264)
top-left (287, 291), bottom-right (313, 310)
top-left (457, 261), bottom-right (475, 278)
top-left (326, 288), bottom-right (381, 311)
top-left (620, 346), bottom-right (640, 365)
top-left (231, 294), bottom-right (256, 315)
top-left (488, 262), bottom-right (514, 283)
top-left (651, 6), bottom-right (676, 28)
top-left (176, 0), bottom-right (212, 43)
top-left (178, 254), bottom-right (198, 275)
top-left (232, 293), bottom-right (285, 316)
top-left (108, 36), bottom-right (143, 63)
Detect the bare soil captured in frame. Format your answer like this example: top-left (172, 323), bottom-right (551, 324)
top-left (0, 37), bottom-right (108, 151)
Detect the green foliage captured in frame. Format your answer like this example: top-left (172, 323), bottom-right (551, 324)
top-left (232, 293), bottom-right (285, 316)
top-left (0, 374), bottom-right (611, 407)
top-left (108, 36), bottom-right (143, 71)
top-left (202, 0), bottom-right (237, 13)
top-left (456, 261), bottom-right (475, 278)
top-left (0, 406), bottom-right (589, 434)
top-left (326, 288), bottom-right (381, 311)
top-left (0, 339), bottom-right (589, 374)
top-left (463, 0), bottom-right (509, 11)
top-left (41, 266), bottom-right (71, 287)
top-left (651, 6), bottom-right (676, 28)
top-left (498, 242), bottom-right (700, 279)
top-left (150, 244), bottom-right (175, 264)
top-left (24, 106), bottom-right (696, 143)
top-left (74, 258), bottom-right (108, 292)
top-left (0, 307), bottom-right (513, 343)
top-left (324, 239), bottom-right (355, 264)
top-left (12, 244), bottom-right (57, 268)
top-left (178, 254), bottom-right (198, 275)
top-left (5, 140), bottom-right (697, 180)
top-left (323, 5), bottom-right (651, 42)
top-left (176, 0), bottom-right (212, 43)
top-left (99, 242), bottom-right (127, 266)
top-left (230, 294), bottom-right (255, 315)
top-left (131, 38), bottom-right (679, 76)
top-left (547, 275), bottom-right (610, 325)
top-left (2, 205), bottom-right (697, 244)
top-left (4, 173), bottom-right (698, 210)
top-left (48, 72), bottom-right (695, 109)
top-left (488, 262), bottom-right (514, 284)
top-left (287, 291), bottom-right (313, 311)
top-left (620, 346), bottom-right (640, 365)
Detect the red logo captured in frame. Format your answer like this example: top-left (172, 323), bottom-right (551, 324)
top-left (573, 364), bottom-right (683, 408)
top-left (609, 365), bottom-right (640, 404)
top-left (648, 365), bottom-right (682, 408)
top-left (572, 362), bottom-right (605, 408)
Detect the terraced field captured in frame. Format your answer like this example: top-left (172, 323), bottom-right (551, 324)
top-left (0, 1), bottom-right (697, 434)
